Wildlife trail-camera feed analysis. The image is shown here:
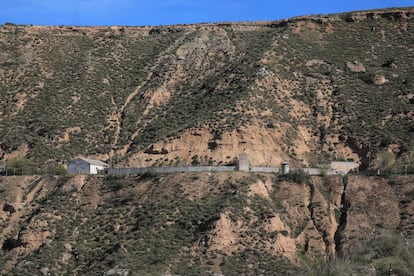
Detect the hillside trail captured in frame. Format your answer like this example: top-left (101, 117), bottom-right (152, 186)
top-left (0, 176), bottom-right (43, 241)
top-left (110, 30), bottom-right (195, 158)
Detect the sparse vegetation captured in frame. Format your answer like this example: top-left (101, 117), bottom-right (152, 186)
top-left (307, 234), bottom-right (414, 276)
top-left (1, 171), bottom-right (414, 274)
top-left (1, 8), bottom-right (413, 169)
top-left (1, 7), bottom-right (414, 275)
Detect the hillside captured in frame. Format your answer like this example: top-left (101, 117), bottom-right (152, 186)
top-left (1, 174), bottom-right (413, 275)
top-left (1, 8), bottom-right (414, 172)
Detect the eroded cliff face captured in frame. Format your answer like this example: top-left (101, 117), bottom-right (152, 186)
top-left (335, 175), bottom-right (414, 255)
top-left (0, 174), bottom-right (412, 274)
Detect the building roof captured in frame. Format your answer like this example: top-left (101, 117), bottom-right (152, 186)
top-left (74, 157), bottom-right (109, 167)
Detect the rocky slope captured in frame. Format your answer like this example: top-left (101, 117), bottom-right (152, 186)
top-left (1, 7), bottom-right (414, 274)
top-left (1, 8), bottom-right (414, 171)
top-left (0, 174), bottom-right (413, 275)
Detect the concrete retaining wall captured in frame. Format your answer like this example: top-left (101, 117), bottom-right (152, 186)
top-left (250, 167), bottom-right (279, 173)
top-left (294, 168), bottom-right (340, 176)
top-left (108, 166), bottom-right (237, 175)
top-left (108, 166), bottom-right (341, 176)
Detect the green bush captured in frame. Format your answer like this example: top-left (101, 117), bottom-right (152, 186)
top-left (285, 169), bottom-right (311, 185)
top-left (55, 164), bottom-right (67, 175)
top-left (104, 176), bottom-right (129, 191)
top-left (6, 157), bottom-right (35, 175)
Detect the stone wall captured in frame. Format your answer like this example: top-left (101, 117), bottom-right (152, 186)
top-left (108, 166), bottom-right (343, 176)
top-left (108, 166), bottom-right (237, 175)
top-left (250, 167), bottom-right (280, 173)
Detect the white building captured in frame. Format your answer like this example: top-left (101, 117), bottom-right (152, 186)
top-left (67, 157), bottom-right (109, 175)
top-left (329, 161), bottom-right (359, 174)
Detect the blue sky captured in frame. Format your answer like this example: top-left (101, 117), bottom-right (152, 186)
top-left (1, 0), bottom-right (413, 26)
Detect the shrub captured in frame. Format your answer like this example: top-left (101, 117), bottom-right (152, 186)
top-left (226, 157), bottom-right (238, 166)
top-left (285, 169), bottom-right (310, 185)
top-left (105, 176), bottom-right (129, 191)
top-left (280, 230), bottom-right (289, 236)
top-left (208, 141), bottom-right (218, 151)
top-left (191, 155), bottom-right (200, 165)
top-left (374, 150), bottom-right (395, 175)
top-left (55, 164), bottom-right (67, 175)
top-left (319, 165), bottom-right (328, 176)
top-left (6, 157), bottom-right (35, 175)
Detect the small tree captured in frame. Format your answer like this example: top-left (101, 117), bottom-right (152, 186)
top-left (399, 151), bottom-right (414, 175)
top-left (374, 150), bottom-right (395, 175)
top-left (6, 157), bottom-right (35, 175)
